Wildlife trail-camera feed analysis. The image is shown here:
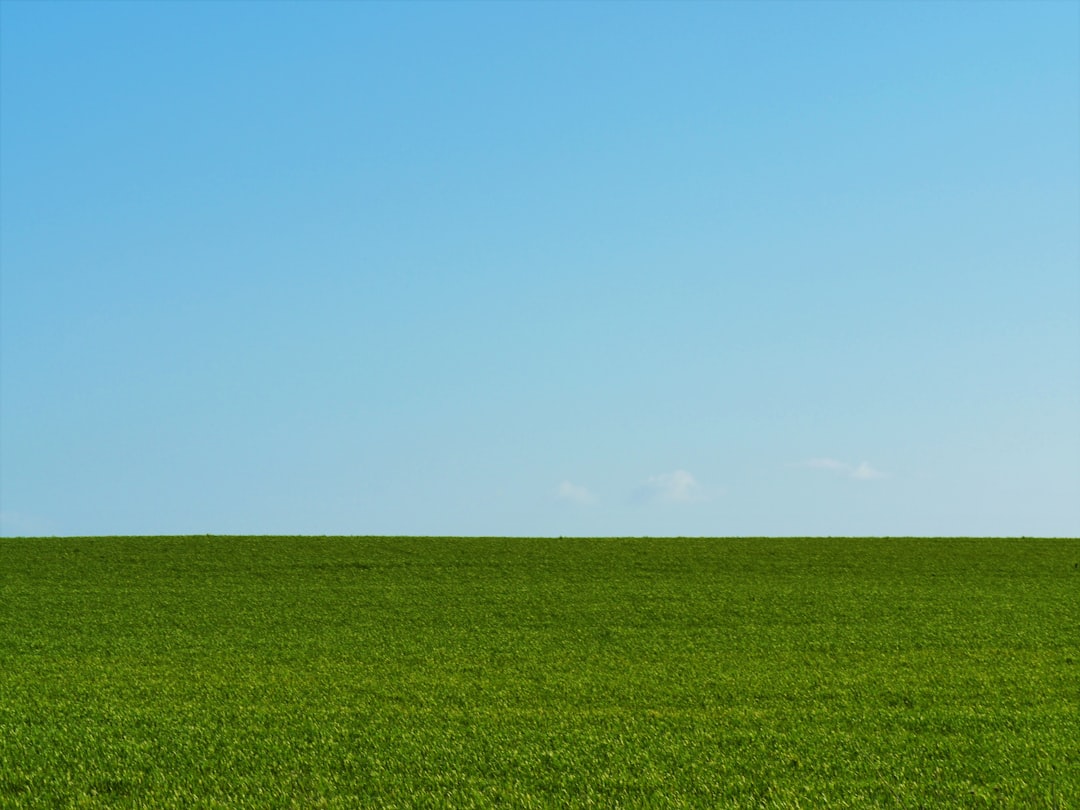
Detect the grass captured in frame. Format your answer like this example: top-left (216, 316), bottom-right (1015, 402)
top-left (1, 536), bottom-right (1077, 807)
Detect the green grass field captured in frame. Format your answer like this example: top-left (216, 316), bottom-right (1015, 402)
top-left (1, 536), bottom-right (1077, 808)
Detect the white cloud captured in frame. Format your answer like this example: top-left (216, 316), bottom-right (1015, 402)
top-left (556, 481), bottom-right (596, 505)
top-left (793, 458), bottom-right (887, 481)
top-left (636, 470), bottom-right (703, 503)
top-left (851, 461), bottom-right (886, 480)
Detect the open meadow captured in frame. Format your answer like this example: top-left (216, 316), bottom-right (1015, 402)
top-left (1, 536), bottom-right (1077, 808)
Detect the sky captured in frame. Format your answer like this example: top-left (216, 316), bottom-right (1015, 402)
top-left (1, 1), bottom-right (1078, 538)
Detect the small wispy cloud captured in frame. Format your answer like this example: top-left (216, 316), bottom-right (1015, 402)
top-left (851, 461), bottom-right (886, 480)
top-left (635, 469), bottom-right (704, 503)
top-left (556, 481), bottom-right (596, 505)
top-left (792, 458), bottom-right (887, 480)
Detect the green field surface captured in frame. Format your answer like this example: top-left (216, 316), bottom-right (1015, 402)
top-left (1, 536), bottom-right (1077, 808)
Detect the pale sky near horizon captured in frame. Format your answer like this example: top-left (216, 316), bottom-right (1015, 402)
top-left (2, 1), bottom-right (1078, 537)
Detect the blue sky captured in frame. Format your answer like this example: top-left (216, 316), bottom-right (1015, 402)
top-left (2, 1), bottom-right (1077, 537)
